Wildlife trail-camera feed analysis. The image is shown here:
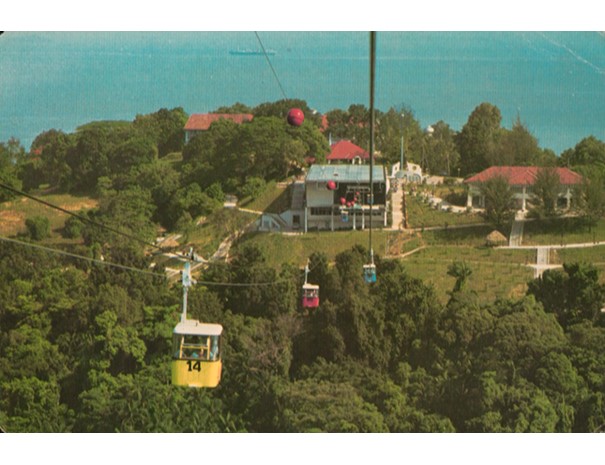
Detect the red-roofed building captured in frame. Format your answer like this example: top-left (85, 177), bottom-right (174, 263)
top-left (464, 166), bottom-right (583, 211)
top-left (184, 113), bottom-right (254, 143)
top-left (326, 140), bottom-right (369, 165)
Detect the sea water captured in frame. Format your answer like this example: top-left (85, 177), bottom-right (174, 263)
top-left (1, 31), bottom-right (604, 154)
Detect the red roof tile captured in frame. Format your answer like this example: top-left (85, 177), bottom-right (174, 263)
top-left (464, 166), bottom-right (582, 186)
top-left (327, 140), bottom-right (369, 161)
top-left (184, 113), bottom-right (254, 131)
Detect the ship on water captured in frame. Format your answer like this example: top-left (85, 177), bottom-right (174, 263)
top-left (229, 49), bottom-right (276, 56)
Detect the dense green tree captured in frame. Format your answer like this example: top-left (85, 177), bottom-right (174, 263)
top-left (253, 99), bottom-right (323, 128)
top-left (75, 367), bottom-right (226, 432)
top-left (65, 124), bottom-right (119, 191)
top-left (560, 136), bottom-right (605, 169)
top-left (325, 104), bottom-right (370, 149)
top-left (573, 171), bottom-right (605, 229)
top-left (275, 378), bottom-right (388, 432)
top-left (62, 215), bottom-right (84, 239)
top-left (497, 116), bottom-right (546, 166)
top-left (240, 176), bottom-right (266, 200)
top-left (483, 296), bottom-right (567, 380)
top-left (222, 243), bottom-right (282, 318)
top-left (534, 351), bottom-right (582, 432)
top-left (133, 107), bottom-right (188, 157)
top-left (0, 377), bottom-right (73, 432)
top-left (81, 186), bottom-right (156, 266)
top-left (527, 262), bottom-right (605, 328)
top-left (213, 102), bottom-right (253, 114)
top-left (457, 102), bottom-right (503, 175)
top-left (424, 120), bottom-right (460, 176)
top-left (125, 160), bottom-right (181, 227)
top-left (531, 166), bottom-right (562, 217)
top-left (375, 107), bottom-right (419, 165)
top-left (437, 290), bottom-right (493, 382)
top-left (479, 174), bottom-right (515, 228)
top-left (372, 259), bottom-right (441, 371)
top-left (0, 140), bottom-right (23, 201)
top-left (108, 133), bottom-right (157, 173)
top-left (182, 113), bottom-right (327, 192)
top-left (26, 130), bottom-right (74, 189)
top-left (463, 374), bottom-right (558, 432)
top-left (25, 215), bottom-right (51, 241)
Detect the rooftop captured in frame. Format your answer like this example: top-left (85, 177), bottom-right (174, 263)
top-left (327, 140), bottom-right (369, 161)
top-left (173, 319), bottom-right (223, 336)
top-left (306, 164), bottom-right (385, 183)
top-left (464, 166), bottom-right (582, 186)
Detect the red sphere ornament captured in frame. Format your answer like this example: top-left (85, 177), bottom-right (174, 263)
top-left (340, 197), bottom-right (347, 205)
top-left (287, 108), bottom-right (305, 127)
top-left (326, 180), bottom-right (337, 190)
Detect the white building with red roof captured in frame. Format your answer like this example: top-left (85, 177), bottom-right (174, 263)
top-left (184, 113), bottom-right (254, 143)
top-left (326, 140), bottom-right (369, 165)
top-left (464, 166), bottom-right (583, 211)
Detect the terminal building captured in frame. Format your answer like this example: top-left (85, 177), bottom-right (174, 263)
top-left (303, 164), bottom-right (389, 232)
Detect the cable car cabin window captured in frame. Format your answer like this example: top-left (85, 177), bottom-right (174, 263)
top-left (173, 334), bottom-right (221, 361)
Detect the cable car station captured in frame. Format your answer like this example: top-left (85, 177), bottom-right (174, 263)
top-left (303, 164), bottom-right (389, 233)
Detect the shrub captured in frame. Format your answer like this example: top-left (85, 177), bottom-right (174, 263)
top-left (62, 216), bottom-right (83, 239)
top-left (25, 216), bottom-right (50, 241)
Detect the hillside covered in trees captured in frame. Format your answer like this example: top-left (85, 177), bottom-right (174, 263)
top-left (1, 239), bottom-right (605, 432)
top-left (2, 100), bottom-right (605, 432)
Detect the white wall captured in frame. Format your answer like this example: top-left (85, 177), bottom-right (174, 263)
top-left (306, 183), bottom-right (334, 207)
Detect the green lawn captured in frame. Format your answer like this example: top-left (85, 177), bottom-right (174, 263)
top-left (420, 225), bottom-right (500, 247)
top-left (406, 194), bottom-right (484, 228)
top-left (553, 245), bottom-right (605, 283)
top-left (233, 226), bottom-right (536, 303)
top-left (557, 244), bottom-right (605, 265)
top-left (239, 181), bottom-right (290, 213)
top-left (402, 247), bottom-right (534, 304)
top-left (522, 217), bottom-right (605, 246)
top-left (233, 229), bottom-right (418, 267)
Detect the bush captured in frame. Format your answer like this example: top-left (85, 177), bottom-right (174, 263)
top-left (62, 216), bottom-right (83, 239)
top-left (25, 216), bottom-right (51, 241)
top-left (240, 177), bottom-right (267, 200)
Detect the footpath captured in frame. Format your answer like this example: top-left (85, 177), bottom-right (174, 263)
top-left (503, 214), bottom-right (605, 278)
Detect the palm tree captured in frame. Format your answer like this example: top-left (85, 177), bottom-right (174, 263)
top-left (447, 260), bottom-right (473, 293)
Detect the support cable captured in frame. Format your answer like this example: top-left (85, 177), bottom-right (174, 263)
top-left (369, 31), bottom-right (376, 263)
top-left (255, 31), bottom-right (288, 100)
top-left (0, 181), bottom-right (162, 252)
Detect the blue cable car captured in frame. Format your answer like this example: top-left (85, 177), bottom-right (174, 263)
top-left (363, 263), bottom-right (377, 283)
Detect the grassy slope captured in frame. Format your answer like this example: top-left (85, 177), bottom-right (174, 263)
top-left (405, 194), bottom-right (484, 228)
top-left (0, 194), bottom-right (98, 237)
top-left (10, 184), bottom-right (605, 304)
top-left (522, 217), bottom-right (605, 246)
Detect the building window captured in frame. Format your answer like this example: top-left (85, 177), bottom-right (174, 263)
top-left (310, 207), bottom-right (332, 216)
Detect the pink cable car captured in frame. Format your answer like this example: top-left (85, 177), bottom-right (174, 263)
top-left (302, 263), bottom-right (320, 309)
top-left (302, 282), bottom-right (320, 308)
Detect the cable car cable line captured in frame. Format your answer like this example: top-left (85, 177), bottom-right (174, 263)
top-left (0, 235), bottom-right (166, 277)
top-left (0, 234), bottom-right (317, 288)
top-left (254, 31), bottom-right (288, 100)
top-left (364, 32), bottom-right (378, 284)
top-left (0, 181), bottom-right (163, 252)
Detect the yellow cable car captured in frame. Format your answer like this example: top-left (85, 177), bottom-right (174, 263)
top-left (171, 260), bottom-right (223, 388)
top-left (172, 319), bottom-right (223, 388)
